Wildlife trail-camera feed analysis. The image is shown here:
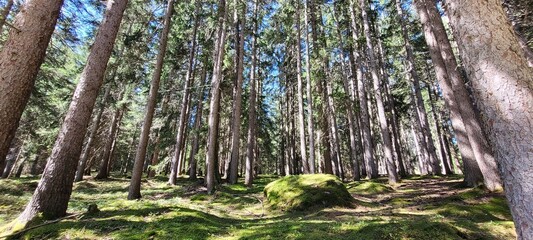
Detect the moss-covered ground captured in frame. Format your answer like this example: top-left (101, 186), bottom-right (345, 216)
top-left (0, 174), bottom-right (516, 239)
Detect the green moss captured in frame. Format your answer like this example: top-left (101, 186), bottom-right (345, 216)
top-left (346, 181), bottom-right (394, 196)
top-left (264, 174), bottom-right (353, 211)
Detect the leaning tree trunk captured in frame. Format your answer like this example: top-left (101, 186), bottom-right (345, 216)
top-left (413, 0), bottom-right (484, 187)
top-left (128, 0), bottom-right (173, 200)
top-left (358, 0), bottom-right (398, 184)
top-left (245, 0), bottom-right (259, 187)
top-left (205, 0), bottom-right (227, 193)
top-left (423, 0), bottom-right (503, 191)
top-left (0, 0), bottom-right (64, 173)
top-left (445, 0), bottom-right (533, 238)
top-left (228, 0), bottom-right (246, 184)
top-left (16, 0), bottom-right (127, 223)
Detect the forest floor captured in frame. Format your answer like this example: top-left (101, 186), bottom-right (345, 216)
top-left (0, 174), bottom-right (516, 239)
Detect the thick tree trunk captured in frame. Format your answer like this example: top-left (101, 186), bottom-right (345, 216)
top-left (358, 0), bottom-right (398, 184)
top-left (413, 0), bottom-right (484, 187)
top-left (228, 0), bottom-right (246, 184)
top-left (205, 0), bottom-right (227, 193)
top-left (0, 0), bottom-right (64, 171)
top-left (424, 0), bottom-right (503, 191)
top-left (445, 0), bottom-right (533, 237)
top-left (128, 0), bottom-right (173, 200)
top-left (169, 2), bottom-right (200, 185)
top-left (17, 0), bottom-right (127, 222)
top-left (245, 0), bottom-right (259, 187)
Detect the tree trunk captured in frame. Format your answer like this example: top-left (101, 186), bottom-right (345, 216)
top-left (348, 0), bottom-right (377, 179)
top-left (0, 0), bottom-right (64, 171)
top-left (228, 0), bottom-right (246, 184)
top-left (245, 0), bottom-right (259, 187)
top-left (424, 0), bottom-right (503, 191)
top-left (169, 1), bottom-right (200, 185)
top-left (303, 0), bottom-right (315, 174)
top-left (205, 0), bottom-right (227, 193)
top-left (413, 0), bottom-right (484, 187)
top-left (445, 0), bottom-right (533, 237)
top-left (0, 0), bottom-right (14, 35)
top-left (395, 0), bottom-right (440, 175)
top-left (95, 90), bottom-right (125, 179)
top-left (128, 0), bottom-right (173, 200)
top-left (358, 0), bottom-right (398, 184)
top-left (17, 0), bottom-right (127, 222)
top-left (189, 67), bottom-right (209, 181)
top-left (295, 0), bottom-right (308, 174)
top-left (75, 85), bottom-right (111, 182)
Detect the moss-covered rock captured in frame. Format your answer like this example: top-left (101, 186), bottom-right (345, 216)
top-left (263, 174), bottom-right (353, 211)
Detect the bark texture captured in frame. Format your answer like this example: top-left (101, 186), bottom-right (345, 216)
top-left (446, 0), bottom-right (533, 238)
top-left (128, 0), bottom-right (173, 200)
top-left (17, 0), bottom-right (127, 221)
top-left (0, 0), bottom-right (64, 174)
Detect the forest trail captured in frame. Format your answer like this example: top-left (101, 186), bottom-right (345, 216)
top-left (0, 175), bottom-right (516, 239)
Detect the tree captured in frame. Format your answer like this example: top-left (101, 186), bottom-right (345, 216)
top-left (205, 0), bottom-right (227, 193)
top-left (445, 0), bottom-right (533, 238)
top-left (423, 0), bottom-right (503, 191)
top-left (0, 0), bottom-right (65, 175)
top-left (295, 0), bottom-right (308, 174)
top-left (245, 0), bottom-right (259, 187)
top-left (128, 0), bottom-right (174, 200)
top-left (413, 0), bottom-right (484, 187)
top-left (168, 0), bottom-right (201, 185)
top-left (15, 0), bottom-right (128, 223)
top-left (228, 0), bottom-right (246, 184)
top-left (358, 0), bottom-right (398, 184)
top-left (348, 0), bottom-right (377, 179)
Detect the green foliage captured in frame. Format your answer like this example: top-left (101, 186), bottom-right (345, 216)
top-left (264, 174), bottom-right (353, 211)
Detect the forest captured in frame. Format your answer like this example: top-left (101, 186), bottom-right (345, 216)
top-left (0, 0), bottom-right (532, 239)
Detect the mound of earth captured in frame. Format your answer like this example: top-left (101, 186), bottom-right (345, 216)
top-left (264, 174), bottom-right (353, 211)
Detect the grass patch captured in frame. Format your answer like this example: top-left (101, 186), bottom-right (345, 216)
top-left (0, 174), bottom-right (516, 239)
top-left (346, 181), bottom-right (394, 196)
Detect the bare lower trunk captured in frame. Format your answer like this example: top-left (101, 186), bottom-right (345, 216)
top-left (445, 0), bottom-right (533, 237)
top-left (359, 0), bottom-right (398, 184)
top-left (128, 0), bottom-right (173, 200)
top-left (303, 0), bottom-right (315, 173)
top-left (17, 0), bottom-right (127, 222)
top-left (295, 1), bottom-right (308, 174)
top-left (424, 0), bottom-right (502, 191)
top-left (0, 0), bottom-right (64, 172)
top-left (245, 0), bottom-right (259, 187)
top-left (348, 0), bottom-right (377, 179)
top-left (205, 0), bottom-right (227, 193)
top-left (413, 0), bottom-right (483, 187)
